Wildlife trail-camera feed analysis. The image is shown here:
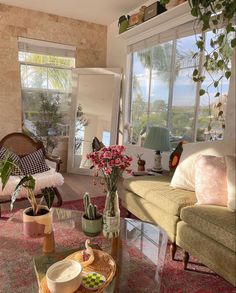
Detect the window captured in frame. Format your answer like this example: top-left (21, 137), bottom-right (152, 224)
top-left (129, 31), bottom-right (232, 145)
top-left (18, 38), bottom-right (75, 152)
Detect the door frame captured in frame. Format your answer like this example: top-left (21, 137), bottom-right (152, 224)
top-left (67, 68), bottom-right (122, 175)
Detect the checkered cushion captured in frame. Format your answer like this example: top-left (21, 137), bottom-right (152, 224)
top-left (0, 146), bottom-right (22, 175)
top-left (20, 148), bottom-right (50, 175)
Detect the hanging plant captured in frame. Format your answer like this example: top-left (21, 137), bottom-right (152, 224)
top-left (161, 0), bottom-right (235, 134)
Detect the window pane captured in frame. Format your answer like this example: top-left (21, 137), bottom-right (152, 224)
top-left (171, 67), bottom-right (196, 141)
top-left (18, 52), bottom-right (75, 68)
top-left (152, 42), bottom-right (173, 72)
top-left (21, 65), bottom-right (47, 89)
top-left (130, 49), bottom-right (151, 144)
top-left (197, 74), bottom-right (229, 141)
top-left (48, 68), bottom-right (72, 91)
top-left (196, 30), bottom-right (232, 141)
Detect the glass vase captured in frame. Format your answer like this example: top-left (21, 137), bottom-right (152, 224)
top-left (103, 190), bottom-right (120, 239)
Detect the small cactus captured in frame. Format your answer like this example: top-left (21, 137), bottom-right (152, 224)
top-left (83, 193), bottom-right (99, 220)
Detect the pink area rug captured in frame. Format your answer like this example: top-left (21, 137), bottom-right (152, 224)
top-left (1, 197), bottom-right (235, 292)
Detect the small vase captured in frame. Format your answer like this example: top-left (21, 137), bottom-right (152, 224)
top-left (103, 190), bottom-right (120, 239)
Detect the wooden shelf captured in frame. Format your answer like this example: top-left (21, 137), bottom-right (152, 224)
top-left (118, 2), bottom-right (194, 45)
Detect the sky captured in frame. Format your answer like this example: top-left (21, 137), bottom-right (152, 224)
top-left (132, 33), bottom-right (230, 107)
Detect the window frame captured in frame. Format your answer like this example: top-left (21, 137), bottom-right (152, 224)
top-left (127, 30), bottom-right (230, 143)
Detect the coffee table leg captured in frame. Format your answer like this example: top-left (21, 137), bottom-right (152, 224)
top-left (170, 242), bottom-right (177, 260)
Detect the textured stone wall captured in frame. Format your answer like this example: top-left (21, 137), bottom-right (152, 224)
top-left (0, 3), bottom-right (107, 139)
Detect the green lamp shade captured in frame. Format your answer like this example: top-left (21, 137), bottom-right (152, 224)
top-left (144, 127), bottom-right (171, 151)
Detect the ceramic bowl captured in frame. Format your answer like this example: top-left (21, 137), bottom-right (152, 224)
top-left (46, 259), bottom-right (83, 293)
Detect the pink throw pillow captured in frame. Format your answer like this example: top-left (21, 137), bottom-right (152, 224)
top-left (195, 155), bottom-right (227, 206)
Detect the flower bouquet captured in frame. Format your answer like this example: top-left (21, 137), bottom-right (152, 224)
top-left (87, 145), bottom-right (132, 238)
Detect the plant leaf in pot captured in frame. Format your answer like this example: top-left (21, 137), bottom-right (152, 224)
top-left (82, 193), bottom-right (103, 237)
top-left (0, 152), bottom-right (56, 238)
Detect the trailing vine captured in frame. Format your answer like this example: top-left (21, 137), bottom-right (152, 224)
top-left (161, 0), bottom-right (236, 135)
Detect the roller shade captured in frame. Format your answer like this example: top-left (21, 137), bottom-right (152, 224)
top-left (127, 20), bottom-right (202, 54)
top-left (18, 37), bottom-right (76, 58)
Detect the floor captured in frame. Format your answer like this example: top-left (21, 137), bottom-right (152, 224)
top-left (1, 173), bottom-right (124, 212)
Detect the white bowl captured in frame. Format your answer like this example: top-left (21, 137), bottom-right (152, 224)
top-left (46, 259), bottom-right (83, 293)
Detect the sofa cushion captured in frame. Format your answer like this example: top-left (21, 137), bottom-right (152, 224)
top-left (0, 168), bottom-right (64, 198)
top-left (20, 148), bottom-right (50, 175)
top-left (195, 155), bottom-right (227, 206)
top-left (171, 140), bottom-right (235, 191)
top-left (226, 155), bottom-right (236, 211)
top-left (180, 205), bottom-right (236, 252)
top-left (123, 175), bottom-right (196, 216)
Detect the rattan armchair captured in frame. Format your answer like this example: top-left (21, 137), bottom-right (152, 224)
top-left (0, 132), bottom-right (63, 216)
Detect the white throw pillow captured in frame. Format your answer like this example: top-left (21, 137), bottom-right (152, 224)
top-left (170, 140), bottom-right (235, 191)
top-left (225, 155), bottom-right (236, 211)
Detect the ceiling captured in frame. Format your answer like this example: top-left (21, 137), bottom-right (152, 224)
top-left (1, 0), bottom-right (148, 25)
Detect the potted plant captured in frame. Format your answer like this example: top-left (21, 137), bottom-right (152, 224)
top-left (136, 153), bottom-right (146, 171)
top-left (82, 193), bottom-right (103, 237)
top-left (0, 153), bottom-right (55, 238)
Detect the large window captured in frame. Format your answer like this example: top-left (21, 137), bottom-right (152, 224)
top-left (18, 40), bottom-right (75, 152)
top-left (129, 31), bottom-right (232, 145)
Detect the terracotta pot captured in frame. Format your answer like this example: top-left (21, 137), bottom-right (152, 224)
top-left (82, 214), bottom-right (103, 237)
top-left (23, 205), bottom-right (52, 238)
top-left (138, 159), bottom-right (146, 171)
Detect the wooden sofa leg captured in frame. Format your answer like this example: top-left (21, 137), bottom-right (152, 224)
top-left (183, 251), bottom-right (189, 269)
top-left (170, 242), bottom-right (177, 260)
top-left (53, 188), bottom-right (63, 207)
top-left (126, 210), bottom-right (132, 218)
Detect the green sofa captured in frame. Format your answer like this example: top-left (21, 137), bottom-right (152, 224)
top-left (123, 175), bottom-right (196, 258)
top-left (123, 175), bottom-right (236, 286)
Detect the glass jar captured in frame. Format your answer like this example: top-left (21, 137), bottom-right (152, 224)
top-left (103, 190), bottom-right (120, 239)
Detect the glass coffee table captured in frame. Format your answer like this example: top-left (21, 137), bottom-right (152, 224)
top-left (0, 208), bottom-right (168, 292)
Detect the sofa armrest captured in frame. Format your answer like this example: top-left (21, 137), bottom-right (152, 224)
top-left (45, 153), bottom-right (62, 172)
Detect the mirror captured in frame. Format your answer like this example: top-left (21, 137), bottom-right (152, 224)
top-left (67, 68), bottom-right (122, 174)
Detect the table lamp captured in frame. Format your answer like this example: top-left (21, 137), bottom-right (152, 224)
top-left (144, 126), bottom-right (171, 173)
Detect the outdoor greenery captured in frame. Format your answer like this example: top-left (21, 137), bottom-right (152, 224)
top-left (34, 93), bottom-right (63, 152)
top-left (20, 52), bottom-right (73, 152)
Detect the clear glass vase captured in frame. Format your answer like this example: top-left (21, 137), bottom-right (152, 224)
top-left (103, 190), bottom-right (120, 239)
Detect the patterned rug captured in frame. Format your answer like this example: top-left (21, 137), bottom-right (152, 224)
top-left (1, 197), bottom-right (235, 292)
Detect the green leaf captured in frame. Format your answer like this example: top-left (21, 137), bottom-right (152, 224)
top-left (191, 7), bottom-right (198, 17)
top-left (225, 71), bottom-right (231, 79)
top-left (193, 68), bottom-right (199, 76)
top-left (212, 19), bottom-right (218, 26)
top-left (213, 52), bottom-right (218, 59)
top-left (199, 89), bottom-right (206, 96)
top-left (216, 102), bottom-right (222, 107)
top-left (217, 60), bottom-right (224, 68)
top-left (214, 81), bottom-right (219, 88)
top-left (231, 38), bottom-right (236, 48)
top-left (196, 40), bottom-right (204, 50)
top-left (215, 92), bottom-right (220, 97)
top-left (0, 159), bottom-right (14, 190)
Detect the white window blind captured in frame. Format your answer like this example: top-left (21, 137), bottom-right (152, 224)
top-left (18, 37), bottom-right (76, 58)
top-left (127, 20), bottom-right (202, 54)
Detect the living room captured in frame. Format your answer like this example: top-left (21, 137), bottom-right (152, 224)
top-left (0, 0), bottom-right (235, 292)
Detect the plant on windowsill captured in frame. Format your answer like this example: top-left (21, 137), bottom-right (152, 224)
top-left (161, 0), bottom-right (236, 133)
top-left (82, 193), bottom-right (103, 237)
top-left (0, 153), bottom-right (55, 238)
top-left (136, 153), bottom-right (146, 171)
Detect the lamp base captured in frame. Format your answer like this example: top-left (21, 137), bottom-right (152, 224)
top-left (152, 150), bottom-right (163, 173)
top-left (150, 167), bottom-right (163, 174)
